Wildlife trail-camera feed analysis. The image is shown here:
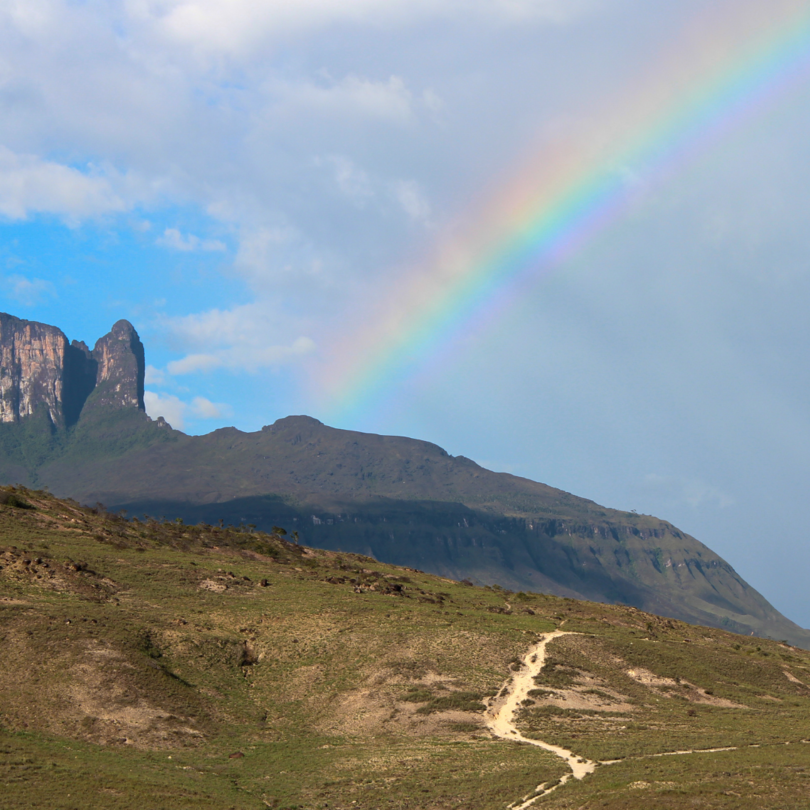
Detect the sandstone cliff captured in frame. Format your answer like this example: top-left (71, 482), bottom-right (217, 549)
top-left (84, 320), bottom-right (145, 413)
top-left (0, 313), bottom-right (144, 427)
top-left (0, 314), bottom-right (67, 426)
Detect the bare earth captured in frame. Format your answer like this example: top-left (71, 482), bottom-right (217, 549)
top-left (485, 631), bottom-right (596, 808)
top-left (485, 631), bottom-right (810, 807)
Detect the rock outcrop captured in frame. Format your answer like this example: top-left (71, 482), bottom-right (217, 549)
top-left (0, 313), bottom-right (145, 427)
top-left (0, 314), bottom-right (68, 426)
top-left (84, 320), bottom-right (145, 413)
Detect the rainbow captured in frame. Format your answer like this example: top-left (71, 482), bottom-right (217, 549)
top-left (319, 1), bottom-right (810, 421)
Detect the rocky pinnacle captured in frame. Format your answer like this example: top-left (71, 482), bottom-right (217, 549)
top-left (0, 313), bottom-right (145, 426)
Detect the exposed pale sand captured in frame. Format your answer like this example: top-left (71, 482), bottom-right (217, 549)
top-left (484, 631), bottom-right (596, 808)
top-left (624, 666), bottom-right (742, 708)
top-left (484, 632), bottom-right (806, 806)
top-left (599, 746), bottom-right (738, 766)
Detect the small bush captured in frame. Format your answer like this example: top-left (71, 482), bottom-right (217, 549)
top-left (401, 688), bottom-right (434, 703)
top-left (415, 691), bottom-right (484, 714)
top-left (0, 491), bottom-right (34, 509)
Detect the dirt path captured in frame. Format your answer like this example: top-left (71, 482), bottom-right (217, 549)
top-left (601, 738), bottom-right (810, 765)
top-left (484, 631), bottom-right (596, 808)
top-left (485, 632), bottom-right (810, 808)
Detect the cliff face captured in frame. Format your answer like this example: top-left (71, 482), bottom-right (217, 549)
top-left (85, 320), bottom-right (145, 412)
top-left (0, 313), bottom-right (145, 427)
top-left (0, 314), bottom-right (69, 426)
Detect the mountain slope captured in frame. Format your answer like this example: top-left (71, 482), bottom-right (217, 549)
top-left (21, 410), bottom-right (810, 649)
top-left (0, 312), bottom-right (806, 647)
top-left (2, 488), bottom-right (810, 809)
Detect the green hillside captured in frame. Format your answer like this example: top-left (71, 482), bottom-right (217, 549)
top-left (1, 408), bottom-right (806, 647)
top-left (1, 488), bottom-right (809, 809)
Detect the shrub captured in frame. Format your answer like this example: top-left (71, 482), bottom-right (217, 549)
top-left (0, 491), bottom-right (34, 509)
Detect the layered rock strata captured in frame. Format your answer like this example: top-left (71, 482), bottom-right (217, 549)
top-left (83, 320), bottom-right (146, 413)
top-left (0, 313), bottom-right (144, 426)
top-left (0, 314), bottom-right (67, 426)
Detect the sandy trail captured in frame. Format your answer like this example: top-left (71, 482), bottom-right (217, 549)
top-left (485, 632), bottom-right (809, 807)
top-left (601, 738), bottom-right (810, 765)
top-left (485, 631), bottom-right (596, 808)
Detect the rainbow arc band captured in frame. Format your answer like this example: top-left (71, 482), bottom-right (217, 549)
top-left (322, 2), bottom-right (810, 419)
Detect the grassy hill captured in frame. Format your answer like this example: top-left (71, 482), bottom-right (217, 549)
top-left (1, 410), bottom-right (805, 648)
top-left (2, 488), bottom-right (810, 809)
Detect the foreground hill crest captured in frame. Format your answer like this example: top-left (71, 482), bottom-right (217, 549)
top-left (2, 486), bottom-right (810, 808)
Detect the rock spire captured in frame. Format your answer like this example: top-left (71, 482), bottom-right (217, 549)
top-left (0, 313), bottom-right (145, 427)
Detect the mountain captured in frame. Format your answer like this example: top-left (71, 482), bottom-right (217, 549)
top-left (2, 488), bottom-right (810, 809)
top-left (0, 313), bottom-right (144, 427)
top-left (0, 312), bottom-right (808, 648)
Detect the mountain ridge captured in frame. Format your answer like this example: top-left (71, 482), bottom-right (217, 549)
top-left (0, 313), bottom-right (807, 648)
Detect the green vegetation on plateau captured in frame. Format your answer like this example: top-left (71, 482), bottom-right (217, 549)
top-left (1, 408), bottom-right (807, 648)
top-left (1, 488), bottom-right (809, 809)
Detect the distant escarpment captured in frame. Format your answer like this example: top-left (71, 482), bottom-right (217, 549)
top-left (0, 312), bottom-right (808, 648)
top-left (0, 313), bottom-right (144, 427)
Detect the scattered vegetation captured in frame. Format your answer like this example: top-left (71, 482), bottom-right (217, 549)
top-left (0, 491), bottom-right (33, 509)
top-left (0, 486), bottom-right (809, 809)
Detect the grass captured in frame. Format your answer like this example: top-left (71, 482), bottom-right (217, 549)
top-left (5, 405), bottom-right (805, 648)
top-left (541, 744), bottom-right (810, 809)
top-left (0, 486), bottom-right (809, 808)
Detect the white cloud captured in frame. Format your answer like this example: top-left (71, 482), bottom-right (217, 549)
top-left (422, 88), bottom-right (445, 114)
top-left (313, 156), bottom-right (431, 223)
top-left (0, 0), bottom-right (61, 37)
top-left (161, 304), bottom-right (317, 374)
top-left (130, 0), bottom-right (588, 58)
top-left (157, 227), bottom-right (226, 252)
top-left (143, 391), bottom-right (188, 429)
top-left (144, 364), bottom-right (166, 385)
top-left (190, 395), bottom-right (229, 418)
top-left (233, 226), bottom-right (298, 277)
top-left (227, 226), bottom-right (339, 299)
top-left (390, 179), bottom-right (431, 223)
top-left (283, 75), bottom-right (414, 123)
top-left (318, 155), bottom-right (374, 206)
top-left (643, 474), bottom-right (735, 511)
top-left (163, 303), bottom-right (267, 347)
top-left (144, 390), bottom-right (231, 429)
top-left (0, 147), bottom-right (126, 222)
top-left (3, 274), bottom-right (56, 305)
top-left (165, 353), bottom-right (223, 375)
top-left (167, 337), bottom-right (316, 375)
top-left (489, 0), bottom-right (599, 23)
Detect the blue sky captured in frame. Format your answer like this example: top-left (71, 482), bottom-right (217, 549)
top-left (2, 0), bottom-right (810, 628)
